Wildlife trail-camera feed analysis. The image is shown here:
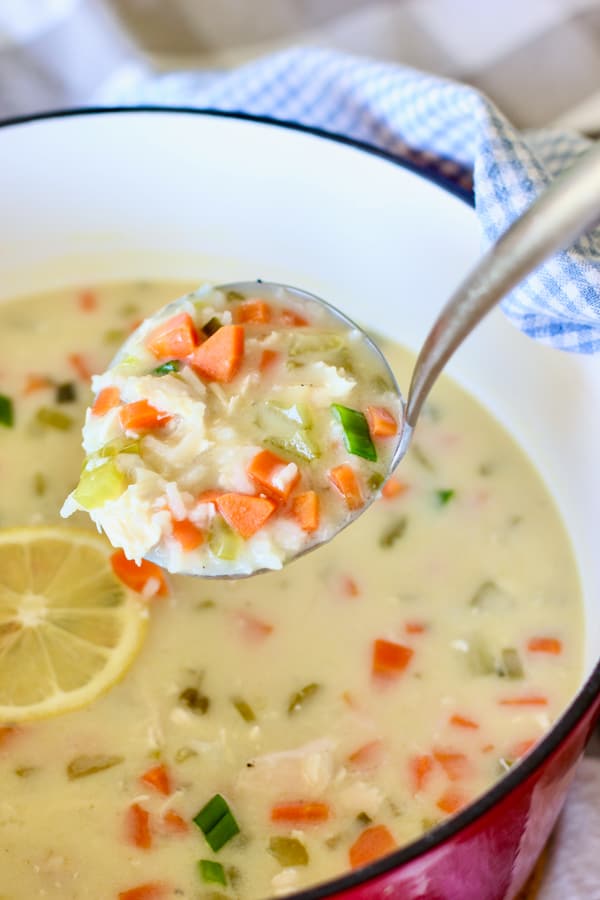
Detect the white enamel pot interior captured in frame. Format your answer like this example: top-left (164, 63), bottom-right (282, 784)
top-left (0, 106), bottom-right (599, 868)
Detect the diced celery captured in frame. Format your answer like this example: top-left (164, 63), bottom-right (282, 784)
top-left (96, 438), bottom-right (140, 458)
top-left (0, 394), bottom-right (13, 428)
top-left (209, 517), bottom-right (242, 559)
top-left (257, 401), bottom-right (313, 433)
top-left (202, 317), bottom-right (222, 336)
top-left (288, 682), bottom-right (321, 714)
top-left (466, 634), bottom-right (496, 676)
top-left (266, 432), bottom-right (320, 462)
top-left (73, 459), bottom-right (128, 510)
top-left (289, 332), bottom-right (344, 358)
top-left (153, 359), bottom-right (181, 376)
top-left (268, 836), bottom-right (309, 866)
top-left (500, 647), bottom-right (524, 679)
top-left (231, 696), bottom-right (256, 722)
top-left (35, 407), bottom-right (73, 431)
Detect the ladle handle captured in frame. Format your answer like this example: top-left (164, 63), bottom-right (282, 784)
top-left (399, 140), bottom-right (600, 452)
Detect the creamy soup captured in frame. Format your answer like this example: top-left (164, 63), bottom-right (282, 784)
top-left (0, 281), bottom-right (583, 900)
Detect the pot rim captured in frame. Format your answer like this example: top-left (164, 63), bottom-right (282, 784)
top-left (1, 104), bottom-right (598, 897)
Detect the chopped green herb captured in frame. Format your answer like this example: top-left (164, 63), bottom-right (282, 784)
top-left (368, 472), bottom-right (384, 491)
top-left (14, 766), bottom-right (36, 778)
top-left (231, 696), bottom-right (256, 723)
top-left (33, 472), bottom-right (47, 497)
top-left (421, 817), bottom-right (440, 832)
top-left (0, 394), bottom-right (14, 428)
top-left (179, 686), bottom-right (210, 715)
top-left (499, 647), bottom-right (524, 679)
top-left (411, 443), bottom-right (434, 470)
top-left (268, 836), bottom-right (309, 867)
top-left (372, 373), bottom-right (392, 392)
top-left (226, 290), bottom-right (245, 302)
top-left (226, 866), bottom-right (242, 888)
top-left (331, 404), bottom-right (377, 462)
top-left (67, 754), bottom-right (123, 780)
top-left (478, 461), bottom-right (495, 476)
top-left (198, 860), bottom-right (227, 886)
top-left (194, 794), bottom-right (240, 852)
top-left (55, 382), bottom-right (77, 404)
top-left (202, 317), bottom-right (222, 337)
top-left (422, 403), bottom-right (442, 422)
top-left (379, 517), bottom-right (407, 548)
top-left (436, 488), bottom-right (455, 506)
top-left (35, 407), bottom-right (73, 431)
top-left (153, 359), bottom-right (181, 376)
top-left (288, 682), bottom-right (321, 715)
top-left (356, 811), bottom-right (372, 826)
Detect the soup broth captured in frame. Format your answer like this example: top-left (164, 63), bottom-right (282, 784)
top-left (0, 281), bottom-right (583, 900)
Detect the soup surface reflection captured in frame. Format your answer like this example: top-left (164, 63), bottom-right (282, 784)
top-left (0, 281), bottom-right (583, 899)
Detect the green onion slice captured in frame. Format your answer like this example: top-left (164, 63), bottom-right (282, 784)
top-left (198, 859), bottom-right (227, 886)
top-left (331, 404), bottom-right (377, 462)
top-left (0, 394), bottom-right (14, 428)
top-left (193, 794), bottom-right (240, 852)
top-left (153, 359), bottom-right (182, 376)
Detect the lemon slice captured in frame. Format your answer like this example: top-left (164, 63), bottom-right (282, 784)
top-left (0, 527), bottom-right (147, 723)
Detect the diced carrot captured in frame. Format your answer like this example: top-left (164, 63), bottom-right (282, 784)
top-left (405, 621), bottom-right (427, 635)
top-left (129, 318), bottom-right (143, 334)
top-left (77, 288), bottom-right (98, 312)
top-left (92, 386), bottom-right (121, 417)
top-left (23, 374), bottom-right (53, 394)
top-left (481, 744), bottom-right (495, 754)
top-left (510, 739), bottom-right (537, 759)
top-left (499, 695), bottom-right (548, 707)
top-left (146, 312), bottom-right (199, 360)
top-left (409, 754), bottom-right (434, 792)
top-left (328, 464), bottom-right (364, 510)
top-left (348, 740), bottom-right (384, 771)
top-left (372, 638), bottom-right (414, 678)
top-left (449, 714), bottom-right (479, 731)
top-left (233, 609), bottom-right (274, 642)
top-left (292, 490), bottom-right (320, 533)
top-left (259, 349), bottom-right (280, 372)
top-left (196, 489), bottom-right (224, 505)
top-left (161, 809), bottom-right (189, 834)
top-left (436, 788), bottom-right (467, 815)
top-left (140, 763), bottom-right (172, 796)
top-left (216, 492), bottom-right (277, 539)
top-left (271, 801), bottom-right (330, 824)
top-left (171, 518), bottom-right (204, 551)
top-left (280, 308), bottom-right (309, 327)
top-left (110, 549), bottom-right (169, 598)
top-left (68, 352), bottom-right (93, 381)
top-left (247, 449), bottom-right (300, 503)
top-left (126, 803), bottom-right (152, 849)
top-left (0, 726), bottom-right (19, 748)
top-left (527, 637), bottom-right (563, 655)
top-left (366, 406), bottom-right (398, 438)
top-left (433, 750), bottom-right (470, 781)
top-left (118, 883), bottom-right (169, 900)
top-left (189, 324), bottom-right (244, 383)
top-left (349, 824), bottom-right (396, 869)
top-left (340, 575), bottom-right (360, 598)
top-left (235, 299), bottom-right (272, 324)
top-left (120, 400), bottom-right (172, 433)
top-left (381, 477), bottom-right (409, 500)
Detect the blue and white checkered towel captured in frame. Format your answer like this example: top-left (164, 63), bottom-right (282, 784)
top-left (101, 47), bottom-right (600, 353)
